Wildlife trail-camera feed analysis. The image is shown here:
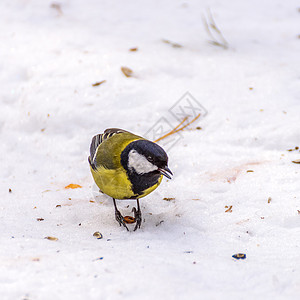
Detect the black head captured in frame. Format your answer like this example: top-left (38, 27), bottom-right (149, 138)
top-left (121, 140), bottom-right (172, 179)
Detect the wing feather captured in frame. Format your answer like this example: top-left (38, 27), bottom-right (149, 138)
top-left (88, 128), bottom-right (128, 169)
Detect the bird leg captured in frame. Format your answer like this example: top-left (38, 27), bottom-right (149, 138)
top-left (132, 199), bottom-right (142, 231)
top-left (113, 198), bottom-right (129, 231)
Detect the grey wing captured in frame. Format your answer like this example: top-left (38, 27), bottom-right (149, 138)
top-left (88, 128), bottom-right (128, 170)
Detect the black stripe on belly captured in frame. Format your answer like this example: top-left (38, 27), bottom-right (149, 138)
top-left (127, 171), bottom-right (161, 195)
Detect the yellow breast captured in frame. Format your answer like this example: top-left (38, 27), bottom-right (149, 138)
top-left (91, 165), bottom-right (163, 200)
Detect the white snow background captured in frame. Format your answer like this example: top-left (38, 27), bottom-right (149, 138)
top-left (1, 0), bottom-right (300, 299)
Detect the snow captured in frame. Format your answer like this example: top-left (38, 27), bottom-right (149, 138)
top-left (1, 0), bottom-right (300, 299)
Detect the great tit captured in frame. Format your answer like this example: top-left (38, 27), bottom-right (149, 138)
top-left (88, 128), bottom-right (172, 231)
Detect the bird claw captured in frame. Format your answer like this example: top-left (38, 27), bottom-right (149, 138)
top-left (113, 198), bottom-right (141, 231)
top-left (115, 210), bottom-right (129, 231)
top-left (132, 207), bottom-right (142, 231)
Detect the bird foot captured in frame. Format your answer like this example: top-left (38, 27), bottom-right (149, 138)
top-left (115, 210), bottom-right (129, 231)
top-left (132, 207), bottom-right (142, 231)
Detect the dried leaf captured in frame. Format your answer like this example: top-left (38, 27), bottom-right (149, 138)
top-left (121, 66), bottom-right (133, 77)
top-left (44, 236), bottom-right (58, 241)
top-left (92, 80), bottom-right (106, 87)
top-left (129, 47), bottom-right (138, 51)
top-left (37, 218), bottom-right (44, 221)
top-left (65, 184), bottom-right (82, 189)
top-left (267, 197), bottom-right (272, 203)
top-left (292, 160), bottom-right (300, 164)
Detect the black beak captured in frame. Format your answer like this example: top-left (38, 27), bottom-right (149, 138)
top-left (158, 166), bottom-right (173, 179)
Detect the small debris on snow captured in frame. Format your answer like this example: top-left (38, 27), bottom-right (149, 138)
top-left (65, 184), bottom-right (82, 189)
top-left (292, 160), bottom-right (300, 164)
top-left (50, 3), bottom-right (63, 16)
top-left (232, 253), bottom-right (246, 260)
top-left (121, 66), bottom-right (133, 77)
top-left (124, 216), bottom-right (136, 224)
top-left (32, 258), bottom-right (40, 262)
top-left (287, 146), bottom-right (299, 152)
top-left (44, 236), bottom-right (58, 241)
top-left (156, 220), bottom-right (164, 226)
top-left (162, 39), bottom-right (183, 48)
top-left (163, 197), bottom-right (175, 201)
top-left (93, 232), bottom-right (103, 239)
top-left (93, 257), bottom-right (104, 261)
top-left (225, 205), bottom-right (233, 213)
top-left (92, 80), bottom-right (106, 87)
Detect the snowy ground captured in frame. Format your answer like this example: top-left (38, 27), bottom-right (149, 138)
top-left (1, 0), bottom-right (300, 299)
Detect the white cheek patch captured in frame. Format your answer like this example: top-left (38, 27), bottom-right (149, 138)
top-left (128, 150), bottom-right (158, 174)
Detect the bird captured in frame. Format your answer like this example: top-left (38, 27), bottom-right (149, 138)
top-left (88, 128), bottom-right (172, 231)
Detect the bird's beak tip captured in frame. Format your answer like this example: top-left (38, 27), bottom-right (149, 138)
top-left (159, 166), bottom-right (173, 179)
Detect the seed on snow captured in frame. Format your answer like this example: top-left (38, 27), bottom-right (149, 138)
top-left (44, 236), bottom-right (58, 241)
top-left (93, 232), bottom-right (103, 239)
